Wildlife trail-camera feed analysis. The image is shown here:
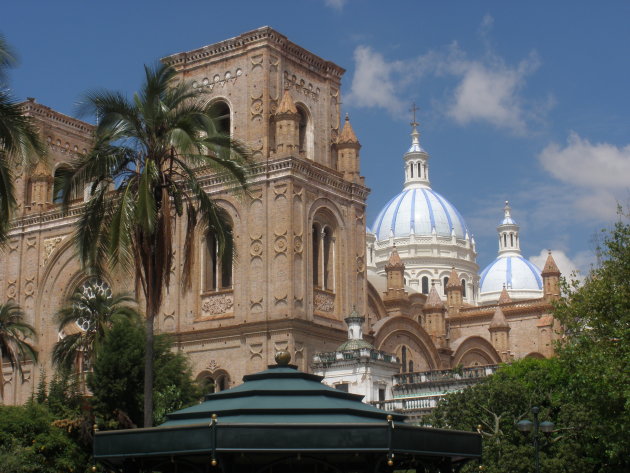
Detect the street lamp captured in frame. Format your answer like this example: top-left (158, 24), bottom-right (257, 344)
top-left (516, 406), bottom-right (554, 473)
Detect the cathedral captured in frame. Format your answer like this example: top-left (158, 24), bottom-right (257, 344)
top-left (1, 27), bottom-right (562, 405)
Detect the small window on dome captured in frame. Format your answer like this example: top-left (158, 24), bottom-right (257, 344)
top-left (410, 164), bottom-right (414, 178)
top-left (421, 276), bottom-right (429, 294)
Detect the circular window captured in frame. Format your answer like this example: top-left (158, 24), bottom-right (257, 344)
top-left (75, 278), bottom-right (112, 331)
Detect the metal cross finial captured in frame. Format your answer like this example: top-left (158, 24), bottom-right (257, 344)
top-left (410, 102), bottom-right (419, 127)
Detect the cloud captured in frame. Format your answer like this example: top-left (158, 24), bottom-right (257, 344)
top-left (529, 249), bottom-right (593, 283)
top-left (324, 0), bottom-right (346, 11)
top-left (345, 46), bottom-right (408, 114)
top-left (538, 132), bottom-right (630, 220)
top-left (444, 52), bottom-right (541, 134)
top-left (346, 17), bottom-right (549, 132)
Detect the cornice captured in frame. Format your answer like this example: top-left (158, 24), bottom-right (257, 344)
top-left (20, 100), bottom-right (94, 136)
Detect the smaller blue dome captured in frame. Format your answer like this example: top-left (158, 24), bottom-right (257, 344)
top-left (480, 256), bottom-right (542, 294)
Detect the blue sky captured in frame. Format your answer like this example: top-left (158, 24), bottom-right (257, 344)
top-left (4, 1), bottom-right (629, 276)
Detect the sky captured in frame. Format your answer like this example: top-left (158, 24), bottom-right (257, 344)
top-left (3, 1), bottom-right (629, 277)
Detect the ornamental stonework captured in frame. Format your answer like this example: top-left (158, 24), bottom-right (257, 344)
top-left (314, 290), bottom-right (335, 313)
top-left (201, 293), bottom-right (234, 316)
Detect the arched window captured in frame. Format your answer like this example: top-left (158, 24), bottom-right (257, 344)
top-left (312, 215), bottom-right (336, 293)
top-left (53, 165), bottom-right (75, 204)
top-left (200, 372), bottom-right (230, 394)
top-left (401, 346), bottom-right (407, 373)
top-left (408, 360), bottom-right (414, 373)
top-left (462, 279), bottom-right (467, 297)
top-left (443, 277), bottom-right (449, 295)
top-left (204, 225), bottom-right (233, 292)
top-left (210, 100), bottom-right (231, 136)
top-left (510, 233), bottom-right (514, 246)
top-left (421, 276), bottom-right (429, 294)
top-left (296, 104), bottom-right (313, 159)
top-left (417, 162), bottom-right (421, 178)
top-left (312, 224), bottom-right (320, 287)
top-left (410, 164), bottom-right (414, 178)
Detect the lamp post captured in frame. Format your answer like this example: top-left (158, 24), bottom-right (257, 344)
top-left (516, 406), bottom-right (554, 473)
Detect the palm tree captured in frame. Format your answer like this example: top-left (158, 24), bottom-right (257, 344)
top-left (53, 281), bottom-right (140, 373)
top-left (0, 34), bottom-right (44, 244)
top-left (0, 300), bottom-right (37, 399)
top-left (59, 63), bottom-right (250, 426)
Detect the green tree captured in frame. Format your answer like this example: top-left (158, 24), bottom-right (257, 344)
top-left (551, 211), bottom-right (630, 471)
top-left (0, 301), bottom-right (37, 399)
top-left (60, 63), bottom-right (250, 426)
top-left (89, 317), bottom-right (200, 428)
top-left (52, 281), bottom-right (140, 371)
top-left (0, 402), bottom-right (91, 473)
top-left (0, 34), bottom-right (44, 244)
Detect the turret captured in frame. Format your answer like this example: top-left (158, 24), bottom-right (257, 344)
top-left (497, 201), bottom-right (520, 256)
top-left (423, 284), bottom-right (447, 346)
top-left (274, 89), bottom-right (300, 157)
top-left (489, 306), bottom-right (511, 361)
top-left (541, 251), bottom-right (561, 301)
top-left (446, 267), bottom-right (463, 313)
top-left (26, 161), bottom-right (53, 213)
top-left (336, 114), bottom-right (361, 183)
top-left (403, 118), bottom-right (430, 190)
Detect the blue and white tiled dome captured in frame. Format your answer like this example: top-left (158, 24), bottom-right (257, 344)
top-left (372, 188), bottom-right (470, 241)
top-left (479, 256), bottom-right (542, 294)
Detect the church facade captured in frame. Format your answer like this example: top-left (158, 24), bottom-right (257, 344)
top-left (1, 27), bottom-right (562, 405)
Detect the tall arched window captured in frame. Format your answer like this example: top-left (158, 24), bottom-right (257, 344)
top-left (443, 277), bottom-right (449, 295)
top-left (210, 100), bottom-right (231, 136)
top-left (401, 346), bottom-right (407, 373)
top-left (421, 276), bottom-right (429, 294)
top-left (462, 279), bottom-right (467, 297)
top-left (312, 216), bottom-right (336, 293)
top-left (53, 165), bottom-right (77, 204)
top-left (204, 225), bottom-right (233, 292)
top-left (296, 104), bottom-right (313, 160)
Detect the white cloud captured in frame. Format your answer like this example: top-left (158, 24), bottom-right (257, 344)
top-left (538, 133), bottom-right (630, 220)
top-left (530, 249), bottom-right (593, 283)
top-left (324, 0), bottom-right (346, 11)
top-left (445, 52), bottom-right (540, 134)
top-left (346, 17), bottom-right (548, 132)
top-left (345, 46), bottom-right (408, 115)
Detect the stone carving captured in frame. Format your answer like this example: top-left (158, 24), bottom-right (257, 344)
top-left (23, 277), bottom-right (35, 298)
top-left (206, 359), bottom-right (219, 371)
top-left (274, 235), bottom-right (288, 254)
top-left (7, 280), bottom-right (17, 300)
top-left (8, 240), bottom-right (19, 253)
top-left (250, 54), bottom-right (263, 69)
top-left (191, 69), bottom-right (242, 91)
top-left (356, 256), bottom-right (365, 273)
top-left (249, 343), bottom-right (263, 359)
top-left (274, 293), bottom-right (288, 306)
top-left (293, 235), bottom-right (303, 254)
top-left (250, 238), bottom-right (263, 257)
top-left (43, 236), bottom-right (65, 264)
top-left (26, 237), bottom-right (37, 249)
top-left (269, 55), bottom-right (279, 70)
top-left (251, 94), bottom-right (263, 121)
top-left (201, 293), bottom-right (234, 316)
top-left (248, 187), bottom-right (263, 202)
top-left (273, 183), bottom-right (287, 197)
top-left (283, 71), bottom-right (319, 101)
top-left (250, 297), bottom-right (263, 312)
top-left (314, 290), bottom-right (335, 313)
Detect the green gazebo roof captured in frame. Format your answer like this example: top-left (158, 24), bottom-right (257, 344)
top-left (94, 356), bottom-right (481, 473)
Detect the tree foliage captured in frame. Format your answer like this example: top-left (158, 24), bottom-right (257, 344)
top-left (52, 282), bottom-right (140, 371)
top-left (88, 317), bottom-right (200, 428)
top-left (0, 301), bottom-right (37, 399)
top-left (0, 402), bottom-right (91, 473)
top-left (430, 214), bottom-right (630, 473)
top-left (0, 34), bottom-right (44, 244)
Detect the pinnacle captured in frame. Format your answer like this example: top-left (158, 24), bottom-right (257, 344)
top-left (498, 285), bottom-right (512, 305)
top-left (490, 305), bottom-right (509, 329)
top-left (542, 251), bottom-right (561, 276)
top-left (276, 89), bottom-right (298, 115)
top-left (385, 247), bottom-right (404, 268)
top-left (446, 267), bottom-right (461, 288)
top-left (425, 284), bottom-right (445, 309)
top-left (338, 114), bottom-right (360, 144)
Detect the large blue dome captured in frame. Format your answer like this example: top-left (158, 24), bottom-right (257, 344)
top-left (372, 188), bottom-right (470, 241)
top-left (479, 256), bottom-right (542, 294)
